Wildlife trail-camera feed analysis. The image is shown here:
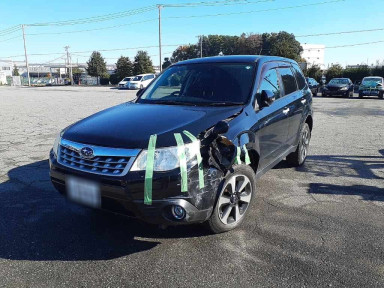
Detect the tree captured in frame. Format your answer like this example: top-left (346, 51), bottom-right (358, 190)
top-left (305, 65), bottom-right (323, 82)
top-left (86, 51), bottom-right (107, 79)
top-left (263, 31), bottom-right (303, 61)
top-left (237, 33), bottom-right (262, 55)
top-left (162, 57), bottom-right (172, 70)
top-left (171, 44), bottom-right (199, 63)
top-left (115, 56), bottom-right (133, 81)
top-left (133, 50), bottom-right (155, 75)
top-left (12, 64), bottom-right (19, 76)
top-left (326, 64), bottom-right (343, 81)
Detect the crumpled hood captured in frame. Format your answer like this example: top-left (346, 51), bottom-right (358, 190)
top-left (63, 102), bottom-right (243, 149)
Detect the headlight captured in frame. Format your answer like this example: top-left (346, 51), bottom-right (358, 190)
top-left (131, 141), bottom-right (200, 171)
top-left (340, 87), bottom-right (348, 91)
top-left (52, 132), bottom-right (62, 158)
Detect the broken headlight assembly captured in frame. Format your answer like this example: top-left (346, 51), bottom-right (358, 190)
top-left (131, 141), bottom-right (200, 172)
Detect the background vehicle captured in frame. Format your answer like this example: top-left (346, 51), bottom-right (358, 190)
top-left (322, 78), bottom-right (354, 97)
top-left (118, 77), bottom-right (134, 88)
top-left (50, 56), bottom-right (313, 233)
top-left (306, 77), bottom-right (320, 96)
top-left (358, 76), bottom-right (384, 99)
top-left (128, 74), bottom-right (155, 89)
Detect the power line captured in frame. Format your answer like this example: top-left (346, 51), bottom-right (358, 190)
top-left (27, 6), bottom-right (156, 26)
top-left (297, 27), bottom-right (384, 38)
top-left (26, 19), bottom-right (157, 36)
top-left (164, 0), bottom-right (274, 8)
top-left (0, 25), bottom-right (21, 37)
top-left (0, 35), bottom-right (21, 43)
top-left (165, 0), bottom-right (345, 19)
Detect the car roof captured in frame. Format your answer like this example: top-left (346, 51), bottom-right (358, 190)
top-left (173, 55), bottom-right (298, 66)
top-left (136, 73), bottom-right (154, 76)
top-left (363, 76), bottom-right (383, 79)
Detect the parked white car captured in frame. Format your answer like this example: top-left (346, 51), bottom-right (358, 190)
top-left (118, 77), bottom-right (134, 88)
top-left (128, 74), bottom-right (156, 90)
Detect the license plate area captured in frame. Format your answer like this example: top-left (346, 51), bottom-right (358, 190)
top-left (66, 176), bottom-right (101, 208)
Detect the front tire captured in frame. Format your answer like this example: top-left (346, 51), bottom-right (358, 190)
top-left (379, 91), bottom-right (383, 99)
top-left (206, 165), bottom-right (256, 234)
top-left (287, 123), bottom-right (311, 167)
top-left (359, 92), bottom-right (363, 98)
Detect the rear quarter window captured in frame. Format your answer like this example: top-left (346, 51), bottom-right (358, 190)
top-left (291, 64), bottom-right (307, 90)
top-left (279, 67), bottom-right (297, 95)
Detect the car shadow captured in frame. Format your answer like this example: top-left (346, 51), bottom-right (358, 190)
top-left (296, 154), bottom-right (384, 180)
top-left (0, 160), bottom-right (210, 261)
top-left (308, 182), bottom-right (384, 201)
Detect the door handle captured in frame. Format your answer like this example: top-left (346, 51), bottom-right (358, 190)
top-left (282, 108), bottom-right (290, 115)
top-left (301, 99), bottom-right (306, 104)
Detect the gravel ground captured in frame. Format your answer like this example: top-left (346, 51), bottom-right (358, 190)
top-left (0, 86), bottom-right (383, 288)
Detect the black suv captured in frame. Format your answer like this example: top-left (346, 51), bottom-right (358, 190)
top-left (50, 56), bottom-right (313, 233)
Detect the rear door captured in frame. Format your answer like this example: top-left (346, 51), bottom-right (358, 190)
top-left (253, 63), bottom-right (290, 170)
top-left (285, 63), bottom-right (311, 146)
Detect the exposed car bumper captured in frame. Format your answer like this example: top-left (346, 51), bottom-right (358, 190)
top-left (49, 150), bottom-right (217, 225)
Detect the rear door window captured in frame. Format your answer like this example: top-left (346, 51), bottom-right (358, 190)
top-left (279, 67), bottom-right (298, 96)
top-left (258, 68), bottom-right (281, 100)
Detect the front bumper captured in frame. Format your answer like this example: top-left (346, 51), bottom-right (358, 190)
top-left (359, 89), bottom-right (382, 96)
top-left (49, 150), bottom-right (220, 225)
top-left (322, 89), bottom-right (349, 96)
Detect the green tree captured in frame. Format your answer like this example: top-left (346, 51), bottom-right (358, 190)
top-left (171, 44), bottom-right (199, 63)
top-left (305, 65), bottom-right (323, 82)
top-left (133, 50), bottom-right (155, 75)
top-left (115, 56), bottom-right (133, 81)
top-left (326, 64), bottom-right (343, 81)
top-left (343, 66), bottom-right (371, 83)
top-left (12, 64), bottom-right (19, 76)
top-left (263, 31), bottom-right (303, 61)
top-left (86, 51), bottom-right (107, 79)
top-left (237, 33), bottom-right (263, 55)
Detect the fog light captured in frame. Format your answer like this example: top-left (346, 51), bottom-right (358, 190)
top-left (171, 205), bottom-right (186, 220)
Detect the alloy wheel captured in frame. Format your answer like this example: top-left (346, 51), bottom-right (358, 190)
top-left (218, 174), bottom-right (252, 225)
top-left (299, 126), bottom-right (310, 163)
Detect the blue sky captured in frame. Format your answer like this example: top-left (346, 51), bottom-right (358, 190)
top-left (0, 0), bottom-right (383, 67)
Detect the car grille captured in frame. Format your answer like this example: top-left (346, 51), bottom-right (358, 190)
top-left (328, 86), bottom-right (340, 91)
top-left (58, 139), bottom-right (140, 176)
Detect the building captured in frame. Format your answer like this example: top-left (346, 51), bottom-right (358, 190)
top-left (0, 60), bottom-right (13, 84)
top-left (301, 44), bottom-right (325, 68)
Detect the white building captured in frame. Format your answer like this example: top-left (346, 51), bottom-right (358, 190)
top-left (301, 44), bottom-right (325, 68)
top-left (0, 60), bottom-right (13, 84)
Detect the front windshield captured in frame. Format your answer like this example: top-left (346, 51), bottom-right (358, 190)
top-left (123, 77), bottom-right (132, 81)
top-left (362, 77), bottom-right (382, 85)
top-left (133, 76), bottom-right (143, 81)
top-left (329, 79), bottom-right (349, 85)
top-left (138, 63), bottom-right (255, 106)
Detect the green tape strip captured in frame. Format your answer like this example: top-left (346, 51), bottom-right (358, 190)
top-left (183, 130), bottom-right (205, 189)
top-left (243, 144), bottom-right (251, 165)
top-left (234, 146), bottom-right (241, 165)
top-left (144, 134), bottom-right (157, 205)
top-left (174, 133), bottom-right (188, 193)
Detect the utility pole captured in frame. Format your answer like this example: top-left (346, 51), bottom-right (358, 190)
top-left (21, 24), bottom-right (31, 86)
top-left (157, 4), bottom-right (163, 72)
top-left (200, 35), bottom-right (203, 58)
top-left (64, 46), bottom-right (73, 85)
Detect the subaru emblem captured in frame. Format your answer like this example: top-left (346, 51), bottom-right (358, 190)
top-left (80, 147), bottom-right (94, 158)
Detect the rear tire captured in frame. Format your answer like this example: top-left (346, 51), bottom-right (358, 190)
top-left (286, 123), bottom-right (311, 167)
top-left (206, 165), bottom-right (256, 234)
top-left (379, 91), bottom-right (383, 99)
top-left (359, 92), bottom-right (363, 98)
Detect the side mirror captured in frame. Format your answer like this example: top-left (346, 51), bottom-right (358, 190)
top-left (136, 88), bottom-right (144, 97)
top-left (377, 83), bottom-right (383, 87)
top-left (260, 89), bottom-right (275, 108)
top-left (212, 121), bottom-right (229, 137)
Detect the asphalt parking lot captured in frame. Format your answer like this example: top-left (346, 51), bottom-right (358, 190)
top-left (0, 86), bottom-right (384, 287)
